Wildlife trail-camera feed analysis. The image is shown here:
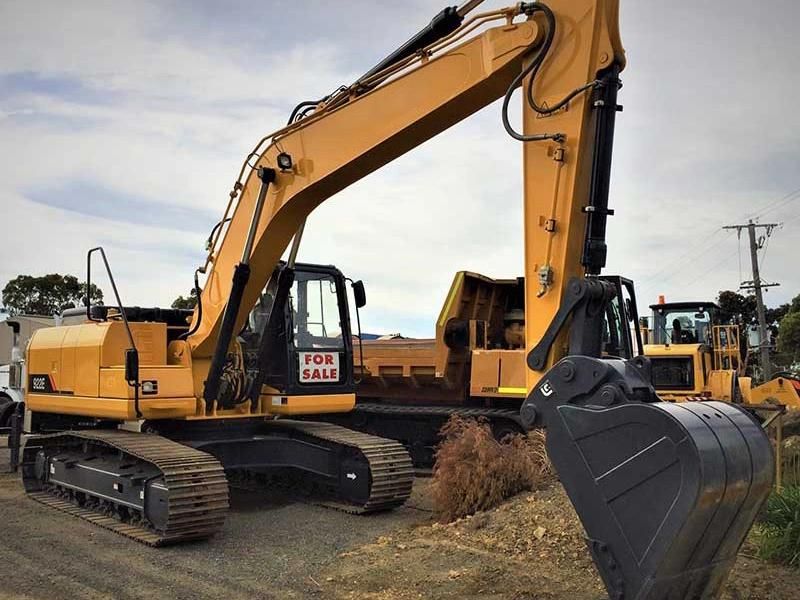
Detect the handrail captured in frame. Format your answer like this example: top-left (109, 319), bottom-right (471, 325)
top-left (86, 247), bottom-right (141, 418)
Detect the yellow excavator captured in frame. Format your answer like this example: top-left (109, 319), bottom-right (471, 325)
top-left (13, 2), bottom-right (774, 598)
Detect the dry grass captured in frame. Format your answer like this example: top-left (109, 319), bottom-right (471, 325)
top-left (431, 416), bottom-right (553, 522)
top-left (782, 436), bottom-right (800, 487)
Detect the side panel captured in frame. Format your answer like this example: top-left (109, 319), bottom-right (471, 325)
top-left (27, 327), bottom-right (70, 392)
top-left (708, 370), bottom-right (736, 403)
top-left (26, 321), bottom-right (195, 420)
top-left (470, 349), bottom-right (526, 398)
top-left (74, 325), bottom-right (103, 397)
top-left (60, 326), bottom-right (80, 393)
top-left (25, 393), bottom-right (194, 420)
top-left (261, 393), bottom-right (355, 415)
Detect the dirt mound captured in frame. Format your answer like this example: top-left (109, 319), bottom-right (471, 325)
top-left (321, 485), bottom-right (605, 600)
top-left (431, 417), bottom-right (552, 522)
top-left (321, 483), bottom-right (800, 600)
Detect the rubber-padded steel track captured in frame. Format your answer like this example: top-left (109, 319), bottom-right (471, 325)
top-left (354, 403), bottom-right (525, 424)
top-left (353, 402), bottom-right (525, 429)
top-left (22, 430), bottom-right (228, 546)
top-left (315, 402), bottom-right (527, 468)
top-left (262, 420), bottom-right (413, 513)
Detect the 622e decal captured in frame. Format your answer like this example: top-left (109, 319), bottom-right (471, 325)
top-left (29, 374), bottom-right (56, 393)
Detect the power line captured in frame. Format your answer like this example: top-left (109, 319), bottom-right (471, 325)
top-left (781, 211), bottom-right (800, 227)
top-left (682, 250), bottom-right (736, 289)
top-left (649, 230), bottom-right (735, 287)
top-left (759, 230), bottom-right (772, 271)
top-left (745, 186), bottom-right (800, 220)
top-left (638, 185), bottom-right (797, 287)
top-left (722, 220), bottom-right (781, 380)
top-left (638, 228), bottom-right (728, 286)
top-left (636, 232), bottom-right (737, 304)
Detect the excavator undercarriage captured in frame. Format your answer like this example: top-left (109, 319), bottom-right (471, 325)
top-left (21, 419), bottom-right (413, 545)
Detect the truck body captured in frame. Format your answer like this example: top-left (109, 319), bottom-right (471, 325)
top-left (323, 271), bottom-right (642, 465)
top-left (356, 271), bottom-right (527, 407)
top-left (0, 317), bottom-right (52, 426)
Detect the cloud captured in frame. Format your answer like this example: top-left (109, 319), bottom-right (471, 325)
top-left (24, 179), bottom-right (218, 233)
top-left (1, 0), bottom-right (799, 339)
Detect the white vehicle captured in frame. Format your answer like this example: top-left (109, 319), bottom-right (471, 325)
top-left (0, 321), bottom-right (24, 427)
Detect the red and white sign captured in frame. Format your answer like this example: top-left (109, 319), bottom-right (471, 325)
top-left (299, 352), bottom-right (340, 383)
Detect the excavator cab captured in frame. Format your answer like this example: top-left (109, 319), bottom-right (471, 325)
top-left (242, 262), bottom-right (357, 399)
top-left (600, 275), bottom-right (642, 359)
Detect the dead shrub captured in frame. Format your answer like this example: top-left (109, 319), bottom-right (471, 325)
top-left (431, 416), bottom-right (553, 522)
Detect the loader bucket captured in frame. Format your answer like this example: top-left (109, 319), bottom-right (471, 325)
top-left (522, 357), bottom-right (774, 600)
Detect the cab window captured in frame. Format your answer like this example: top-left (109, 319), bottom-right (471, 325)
top-left (290, 272), bottom-right (343, 348)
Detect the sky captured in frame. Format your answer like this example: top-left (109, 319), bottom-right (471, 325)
top-left (1, 0), bottom-right (798, 337)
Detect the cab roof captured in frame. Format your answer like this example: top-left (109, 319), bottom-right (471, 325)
top-left (649, 301), bottom-right (721, 311)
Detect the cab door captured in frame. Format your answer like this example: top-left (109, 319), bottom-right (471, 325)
top-left (285, 265), bottom-right (355, 395)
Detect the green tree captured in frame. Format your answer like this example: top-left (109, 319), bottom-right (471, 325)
top-left (171, 288), bottom-right (197, 310)
top-left (2, 274), bottom-right (103, 316)
top-left (765, 303), bottom-right (791, 325)
top-left (777, 311), bottom-right (800, 364)
top-left (790, 293), bottom-right (800, 315)
top-left (766, 294), bottom-right (800, 325)
top-left (717, 290), bottom-right (757, 324)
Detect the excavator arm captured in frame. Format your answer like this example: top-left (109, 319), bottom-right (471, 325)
top-left (187, 1), bottom-right (622, 366)
top-left (181, 3), bottom-right (773, 599)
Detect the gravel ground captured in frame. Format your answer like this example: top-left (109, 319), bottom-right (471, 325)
top-left (2, 440), bottom-right (799, 600)
top-left (0, 443), bottom-right (429, 600)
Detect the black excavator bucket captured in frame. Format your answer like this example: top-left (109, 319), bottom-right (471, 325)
top-left (521, 356), bottom-right (774, 600)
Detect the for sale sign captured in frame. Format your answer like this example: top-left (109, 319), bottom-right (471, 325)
top-left (298, 352), bottom-right (340, 383)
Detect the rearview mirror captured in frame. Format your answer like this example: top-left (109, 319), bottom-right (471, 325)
top-left (125, 348), bottom-right (139, 383)
top-left (352, 280), bottom-right (367, 309)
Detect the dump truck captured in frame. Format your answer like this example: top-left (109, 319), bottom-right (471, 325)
top-left (318, 271), bottom-right (642, 465)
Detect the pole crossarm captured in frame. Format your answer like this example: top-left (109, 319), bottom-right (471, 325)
top-left (723, 219), bottom-right (782, 380)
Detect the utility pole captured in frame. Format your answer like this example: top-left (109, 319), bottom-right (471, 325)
top-left (723, 220), bottom-right (780, 380)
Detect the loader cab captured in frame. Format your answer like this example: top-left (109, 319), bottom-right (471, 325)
top-left (644, 302), bottom-right (717, 394)
top-left (649, 302), bottom-right (719, 346)
top-left (243, 262), bottom-right (357, 397)
top-left (643, 301), bottom-right (743, 401)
